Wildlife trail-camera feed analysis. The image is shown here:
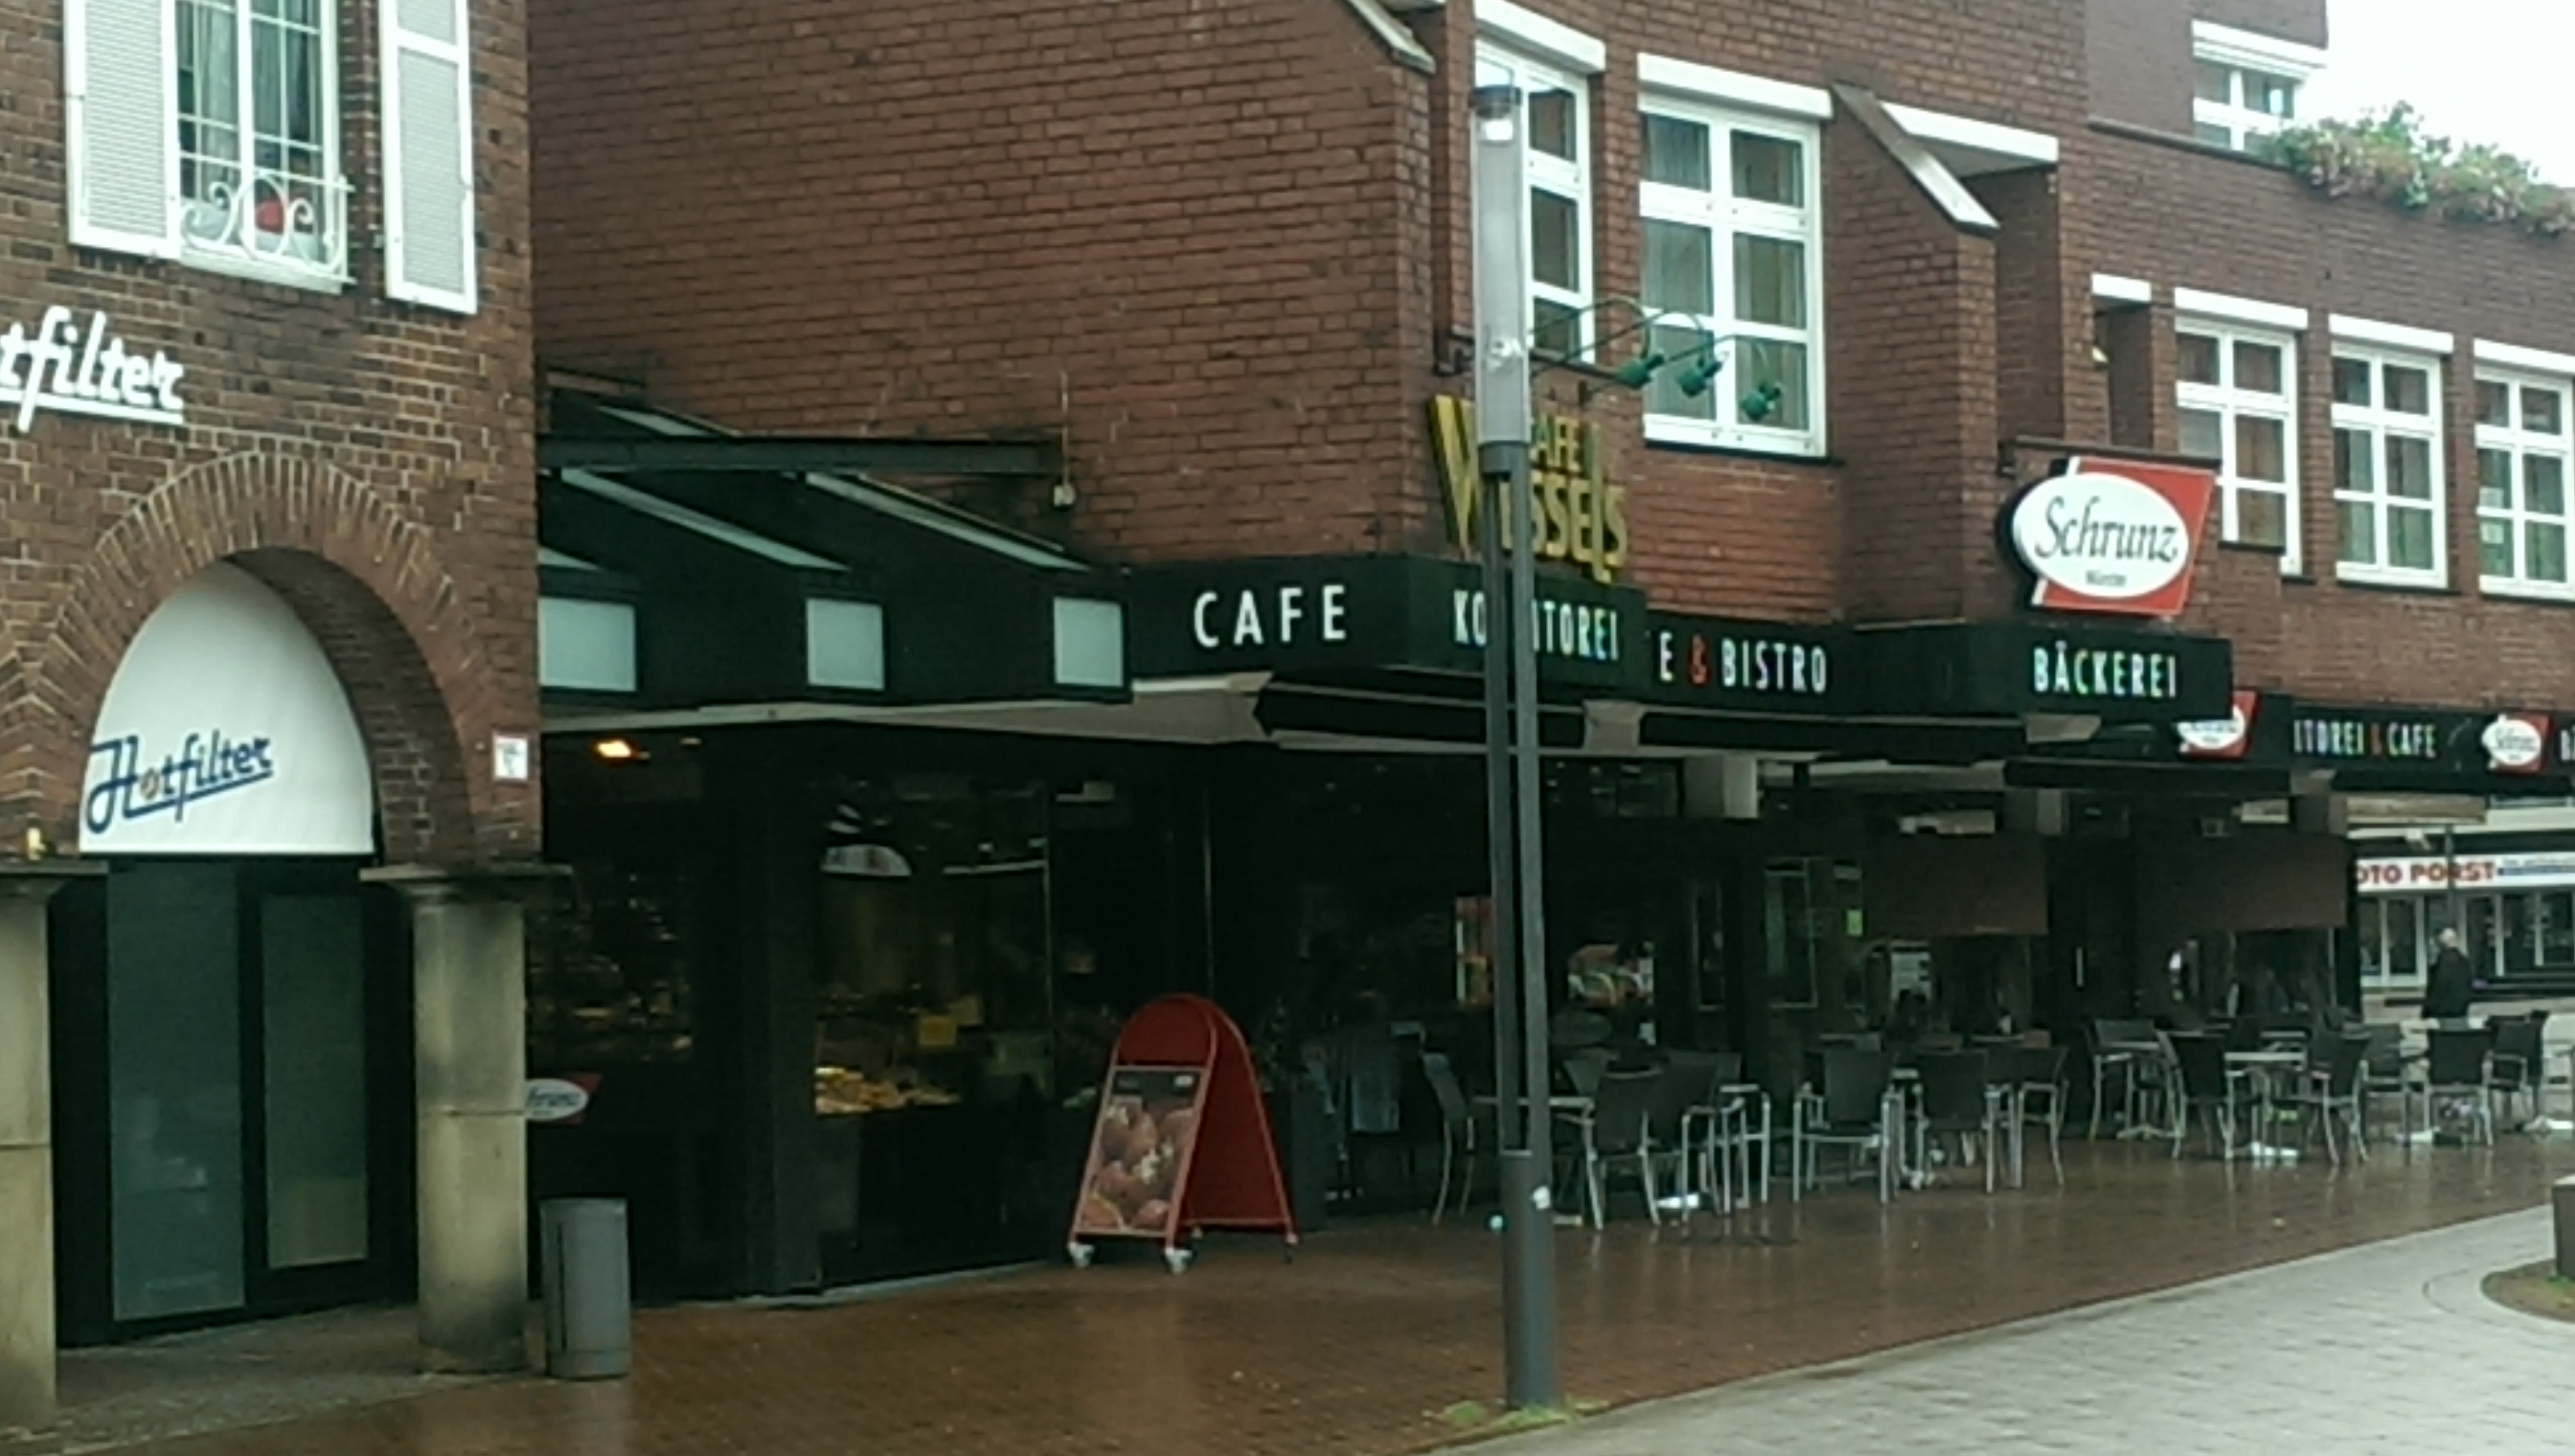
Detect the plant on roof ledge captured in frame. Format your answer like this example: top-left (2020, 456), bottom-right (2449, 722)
top-left (2266, 103), bottom-right (2575, 237)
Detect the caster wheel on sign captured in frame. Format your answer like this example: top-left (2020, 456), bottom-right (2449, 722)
top-left (1164, 1248), bottom-right (1195, 1275)
top-left (1068, 1242), bottom-right (1094, 1269)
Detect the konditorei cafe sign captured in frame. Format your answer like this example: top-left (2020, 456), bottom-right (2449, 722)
top-left (2004, 457), bottom-right (2217, 619)
top-left (0, 306), bottom-right (187, 432)
top-left (1429, 397), bottom-right (1629, 584)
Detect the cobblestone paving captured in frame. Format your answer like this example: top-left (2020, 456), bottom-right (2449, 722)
top-left (11, 1136), bottom-right (2574, 1456)
top-left (1488, 1206), bottom-right (2575, 1455)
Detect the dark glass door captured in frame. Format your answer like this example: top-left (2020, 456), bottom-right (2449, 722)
top-left (74, 860), bottom-right (398, 1338)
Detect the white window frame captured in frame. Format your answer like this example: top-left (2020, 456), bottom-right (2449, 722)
top-left (2474, 369), bottom-right (2575, 601)
top-left (2177, 319), bottom-right (2302, 572)
top-left (1476, 45), bottom-right (1593, 363)
top-left (1635, 92), bottom-right (1826, 457)
top-left (171, 0), bottom-right (348, 288)
top-left (2191, 21), bottom-right (2323, 153)
top-left (2330, 347), bottom-right (2448, 588)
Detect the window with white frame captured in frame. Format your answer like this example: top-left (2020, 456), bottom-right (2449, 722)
top-left (2177, 323), bottom-right (2300, 566)
top-left (1476, 48), bottom-right (1591, 360)
top-left (2330, 351), bottom-right (2446, 582)
top-left (2475, 373), bottom-right (2574, 595)
top-left (64, 0), bottom-right (479, 309)
top-left (174, 0), bottom-right (338, 274)
top-left (1635, 98), bottom-right (1824, 454)
top-left (2191, 22), bottom-right (2323, 153)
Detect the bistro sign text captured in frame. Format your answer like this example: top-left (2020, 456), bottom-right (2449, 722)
top-left (1, 306), bottom-right (187, 433)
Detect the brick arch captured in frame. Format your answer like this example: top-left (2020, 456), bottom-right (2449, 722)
top-left (8, 452), bottom-right (499, 865)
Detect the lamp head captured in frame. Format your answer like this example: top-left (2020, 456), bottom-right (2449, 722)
top-left (1740, 380), bottom-right (1785, 422)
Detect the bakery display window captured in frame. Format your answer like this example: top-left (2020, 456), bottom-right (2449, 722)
top-left (812, 774), bottom-right (1057, 1117)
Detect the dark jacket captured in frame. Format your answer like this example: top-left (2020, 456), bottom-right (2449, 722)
top-left (2425, 945), bottom-right (2476, 1020)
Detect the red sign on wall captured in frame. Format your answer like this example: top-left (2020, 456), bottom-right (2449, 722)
top-left (2176, 690), bottom-right (2260, 761)
top-left (2006, 458), bottom-right (2220, 619)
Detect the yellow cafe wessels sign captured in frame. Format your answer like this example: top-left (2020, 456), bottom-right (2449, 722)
top-left (1429, 397), bottom-right (1629, 585)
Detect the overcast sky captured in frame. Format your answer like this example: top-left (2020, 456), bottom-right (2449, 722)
top-left (2302, 0), bottom-right (2575, 180)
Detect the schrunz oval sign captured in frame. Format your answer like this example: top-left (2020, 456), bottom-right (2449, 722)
top-left (2007, 459), bottom-right (2218, 619)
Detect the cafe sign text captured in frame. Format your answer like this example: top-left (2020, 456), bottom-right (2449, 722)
top-left (2005, 458), bottom-right (2215, 620)
top-left (1430, 398), bottom-right (1630, 585)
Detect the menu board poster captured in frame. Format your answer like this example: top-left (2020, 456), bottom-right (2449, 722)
top-left (1072, 1067), bottom-right (1209, 1240)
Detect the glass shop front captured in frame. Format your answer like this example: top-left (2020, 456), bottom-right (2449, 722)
top-left (531, 724), bottom-right (1212, 1296)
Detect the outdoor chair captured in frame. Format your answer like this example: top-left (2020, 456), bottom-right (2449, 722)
top-left (2168, 1032), bottom-right (2248, 1161)
top-left (1667, 1051), bottom-right (1748, 1214)
top-left (2286, 1033), bottom-right (2370, 1167)
top-left (2491, 1012), bottom-right (2549, 1131)
top-left (2089, 1018), bottom-right (2158, 1139)
top-left (2358, 1022), bottom-right (2411, 1143)
top-left (1646, 1055), bottom-right (1723, 1219)
top-left (1558, 1047), bottom-right (1613, 1099)
top-left (1796, 1047), bottom-right (1895, 1202)
top-left (1913, 1051), bottom-right (2005, 1193)
top-left (2423, 1024), bottom-right (2499, 1147)
top-left (1421, 1052), bottom-right (1493, 1223)
top-left (2012, 1043), bottom-right (2070, 1186)
top-left (1568, 1068), bottom-right (1668, 1228)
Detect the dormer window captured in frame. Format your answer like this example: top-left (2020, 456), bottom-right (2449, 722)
top-left (2190, 21), bottom-right (2326, 153)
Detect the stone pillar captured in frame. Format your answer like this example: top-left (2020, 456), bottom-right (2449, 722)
top-left (364, 864), bottom-right (560, 1374)
top-left (0, 862), bottom-right (103, 1432)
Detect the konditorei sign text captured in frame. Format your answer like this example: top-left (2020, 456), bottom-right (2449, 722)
top-left (1429, 398), bottom-right (1630, 584)
top-left (0, 306), bottom-right (186, 432)
top-left (2004, 457), bottom-right (2216, 619)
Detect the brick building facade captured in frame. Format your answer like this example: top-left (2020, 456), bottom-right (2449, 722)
top-left (513, 0), bottom-right (2575, 1295)
top-left (1, 0), bottom-right (541, 1422)
top-left (0, 0), bottom-right (539, 857)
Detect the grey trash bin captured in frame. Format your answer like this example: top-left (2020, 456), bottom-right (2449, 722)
top-left (539, 1197), bottom-right (631, 1379)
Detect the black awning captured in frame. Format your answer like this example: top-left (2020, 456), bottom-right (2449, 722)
top-left (538, 393), bottom-right (1127, 712)
top-left (1858, 620), bottom-right (2235, 723)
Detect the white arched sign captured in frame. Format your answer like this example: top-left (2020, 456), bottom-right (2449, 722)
top-left (78, 562), bottom-right (376, 855)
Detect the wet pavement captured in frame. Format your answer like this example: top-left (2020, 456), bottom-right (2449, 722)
top-left (12, 1132), bottom-right (2575, 1456)
top-left (1484, 1203), bottom-right (2575, 1453)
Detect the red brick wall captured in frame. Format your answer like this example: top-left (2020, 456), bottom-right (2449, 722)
top-left (2087, 0), bottom-right (2194, 134)
top-left (530, 0), bottom-right (1437, 564)
top-left (528, 0), bottom-right (2089, 623)
top-left (2071, 129), bottom-right (2575, 709)
top-left (0, 0), bottom-right (538, 863)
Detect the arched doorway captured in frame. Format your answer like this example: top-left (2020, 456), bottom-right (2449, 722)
top-left (50, 563), bottom-right (412, 1340)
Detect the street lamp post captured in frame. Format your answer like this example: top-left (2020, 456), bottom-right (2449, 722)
top-left (1470, 80), bottom-right (1561, 1414)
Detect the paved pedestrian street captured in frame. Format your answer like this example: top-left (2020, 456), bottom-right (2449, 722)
top-left (11, 1136), bottom-right (2573, 1456)
top-left (1488, 1206), bottom-right (2575, 1455)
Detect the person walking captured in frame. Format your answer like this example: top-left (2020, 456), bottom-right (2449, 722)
top-left (2425, 927), bottom-right (2476, 1023)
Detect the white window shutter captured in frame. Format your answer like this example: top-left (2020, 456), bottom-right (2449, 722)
top-left (381, 0), bottom-right (477, 312)
top-left (64, 0), bottom-right (180, 259)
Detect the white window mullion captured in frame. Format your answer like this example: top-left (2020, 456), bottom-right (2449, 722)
top-left (64, 0), bottom-right (182, 259)
top-left (2179, 320), bottom-right (2302, 572)
top-left (2332, 350), bottom-right (2446, 585)
top-left (2476, 373), bottom-right (2575, 597)
top-left (1639, 94), bottom-right (1823, 456)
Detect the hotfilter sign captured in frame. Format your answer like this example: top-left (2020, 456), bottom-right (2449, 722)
top-left (79, 562), bottom-right (376, 856)
top-left (2006, 458), bottom-right (2219, 619)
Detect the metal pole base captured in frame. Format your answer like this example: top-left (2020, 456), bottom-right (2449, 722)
top-left (2555, 1175), bottom-right (2575, 1282)
top-left (1495, 1149), bottom-right (1561, 1410)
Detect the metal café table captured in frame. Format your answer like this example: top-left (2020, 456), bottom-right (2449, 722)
top-left (2225, 1048), bottom-right (2306, 1159)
